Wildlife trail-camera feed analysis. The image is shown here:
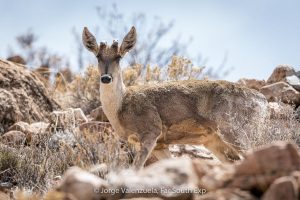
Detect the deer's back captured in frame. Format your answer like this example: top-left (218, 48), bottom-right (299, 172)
top-left (118, 80), bottom-right (268, 143)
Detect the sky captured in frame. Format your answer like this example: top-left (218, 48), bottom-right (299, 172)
top-left (0, 0), bottom-right (299, 81)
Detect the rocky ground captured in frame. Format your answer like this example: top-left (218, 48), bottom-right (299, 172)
top-left (237, 64), bottom-right (300, 115)
top-left (0, 59), bottom-right (300, 199)
top-left (48, 141), bottom-right (300, 200)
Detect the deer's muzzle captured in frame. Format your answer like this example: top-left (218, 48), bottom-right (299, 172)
top-left (100, 74), bottom-right (113, 84)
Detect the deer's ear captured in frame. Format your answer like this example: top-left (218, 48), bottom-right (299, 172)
top-left (120, 26), bottom-right (137, 57)
top-left (82, 27), bottom-right (99, 56)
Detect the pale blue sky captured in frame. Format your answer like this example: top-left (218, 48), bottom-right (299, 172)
top-left (0, 0), bottom-right (299, 81)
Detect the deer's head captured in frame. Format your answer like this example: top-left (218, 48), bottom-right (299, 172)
top-left (82, 26), bottom-right (137, 84)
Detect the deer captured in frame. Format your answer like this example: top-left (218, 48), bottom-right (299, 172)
top-left (82, 26), bottom-right (269, 169)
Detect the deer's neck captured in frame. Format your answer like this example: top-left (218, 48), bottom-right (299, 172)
top-left (100, 73), bottom-right (126, 133)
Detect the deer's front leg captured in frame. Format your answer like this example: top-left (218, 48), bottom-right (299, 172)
top-left (121, 107), bottom-right (162, 170)
top-left (131, 127), bottom-right (163, 170)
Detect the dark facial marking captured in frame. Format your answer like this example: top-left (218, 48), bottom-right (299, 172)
top-left (98, 54), bottom-right (121, 74)
top-left (104, 60), bottom-right (109, 74)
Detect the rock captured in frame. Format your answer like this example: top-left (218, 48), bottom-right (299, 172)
top-left (267, 65), bottom-right (296, 84)
top-left (170, 144), bottom-right (215, 160)
top-left (9, 121), bottom-right (49, 135)
top-left (110, 157), bottom-right (199, 199)
top-left (8, 121), bottom-right (30, 133)
top-left (295, 106), bottom-right (300, 121)
top-left (7, 55), bottom-right (26, 65)
top-left (237, 142), bottom-right (300, 173)
top-left (0, 190), bottom-right (11, 200)
top-left (44, 190), bottom-right (77, 200)
top-left (237, 78), bottom-right (266, 91)
top-left (192, 159), bottom-right (234, 190)
top-left (49, 108), bottom-right (88, 132)
top-left (196, 188), bottom-right (257, 200)
top-left (55, 167), bottom-right (110, 200)
top-left (89, 106), bottom-right (109, 122)
top-left (0, 59), bottom-right (60, 135)
top-left (296, 71), bottom-right (300, 79)
top-left (28, 122), bottom-right (49, 135)
top-left (55, 158), bottom-right (198, 200)
top-left (260, 82), bottom-right (300, 106)
top-left (8, 121), bottom-right (49, 145)
top-left (286, 75), bottom-right (300, 91)
top-left (0, 131), bottom-right (26, 146)
top-left (291, 171), bottom-right (300, 191)
top-left (261, 176), bottom-right (298, 200)
top-left (230, 142), bottom-right (300, 191)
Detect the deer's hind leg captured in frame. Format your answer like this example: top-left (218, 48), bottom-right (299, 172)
top-left (204, 131), bottom-right (241, 162)
top-left (168, 119), bottom-right (241, 162)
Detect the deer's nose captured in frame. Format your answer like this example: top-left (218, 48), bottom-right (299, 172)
top-left (101, 74), bottom-right (112, 84)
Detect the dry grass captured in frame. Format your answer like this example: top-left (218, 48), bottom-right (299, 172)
top-left (0, 119), bottom-right (132, 195)
top-left (122, 56), bottom-right (205, 86)
top-left (52, 65), bottom-right (101, 113)
top-left (230, 103), bottom-right (300, 151)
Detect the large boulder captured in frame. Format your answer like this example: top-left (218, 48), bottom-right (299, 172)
top-left (0, 59), bottom-right (60, 135)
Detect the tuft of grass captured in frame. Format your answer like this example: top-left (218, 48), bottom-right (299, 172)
top-left (0, 146), bottom-right (20, 183)
top-left (167, 56), bottom-right (204, 81)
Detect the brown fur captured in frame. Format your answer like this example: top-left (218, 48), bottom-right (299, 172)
top-left (117, 80), bottom-right (268, 167)
top-left (119, 80), bottom-right (265, 140)
top-left (82, 26), bottom-right (269, 169)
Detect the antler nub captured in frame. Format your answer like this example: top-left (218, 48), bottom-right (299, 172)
top-left (111, 40), bottom-right (119, 53)
top-left (99, 41), bottom-right (107, 53)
